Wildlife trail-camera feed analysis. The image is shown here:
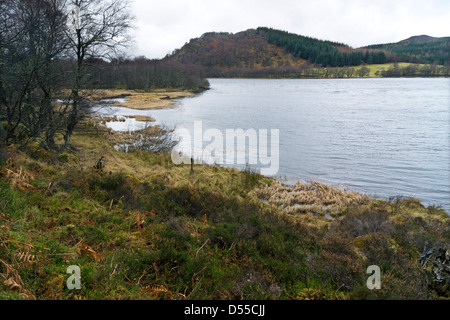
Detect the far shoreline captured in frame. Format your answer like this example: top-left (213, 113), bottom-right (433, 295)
top-left (86, 88), bottom-right (201, 110)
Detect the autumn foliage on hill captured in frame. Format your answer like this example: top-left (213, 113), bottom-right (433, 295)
top-left (171, 29), bottom-right (306, 69)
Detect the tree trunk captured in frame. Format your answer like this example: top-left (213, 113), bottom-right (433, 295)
top-left (64, 29), bottom-right (82, 148)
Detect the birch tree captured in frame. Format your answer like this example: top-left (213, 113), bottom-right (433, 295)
top-left (64, 0), bottom-right (134, 146)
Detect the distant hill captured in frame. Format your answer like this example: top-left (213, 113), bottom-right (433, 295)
top-left (170, 29), bottom-right (307, 71)
top-left (404, 35), bottom-right (437, 42)
top-left (167, 28), bottom-right (449, 77)
top-left (363, 35), bottom-right (450, 65)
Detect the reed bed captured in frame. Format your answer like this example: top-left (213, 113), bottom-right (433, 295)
top-left (250, 180), bottom-right (371, 220)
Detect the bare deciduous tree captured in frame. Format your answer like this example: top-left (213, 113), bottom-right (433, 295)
top-left (63, 0), bottom-right (134, 146)
top-left (1, 0), bottom-right (133, 147)
top-left (1, 0), bottom-right (69, 146)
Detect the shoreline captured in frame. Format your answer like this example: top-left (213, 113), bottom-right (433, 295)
top-left (93, 119), bottom-right (450, 216)
top-left (77, 119), bottom-right (450, 220)
top-left (89, 88), bottom-right (449, 215)
top-left (85, 88), bottom-right (200, 110)
top-left (89, 88), bottom-right (204, 132)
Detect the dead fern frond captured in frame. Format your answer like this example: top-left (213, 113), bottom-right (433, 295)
top-left (0, 259), bottom-right (36, 300)
top-left (14, 250), bottom-right (37, 266)
top-left (141, 284), bottom-right (187, 300)
top-left (77, 243), bottom-right (104, 262)
top-left (4, 166), bottom-right (36, 191)
top-left (132, 211), bottom-right (145, 231)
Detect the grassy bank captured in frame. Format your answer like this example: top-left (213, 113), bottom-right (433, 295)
top-left (0, 122), bottom-right (449, 300)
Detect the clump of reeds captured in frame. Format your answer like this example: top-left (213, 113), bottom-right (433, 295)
top-left (108, 125), bottom-right (177, 153)
top-left (100, 115), bottom-right (126, 124)
top-left (249, 180), bottom-right (371, 219)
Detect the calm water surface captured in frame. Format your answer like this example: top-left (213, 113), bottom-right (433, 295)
top-left (98, 78), bottom-right (450, 212)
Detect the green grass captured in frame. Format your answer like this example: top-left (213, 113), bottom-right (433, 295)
top-left (355, 63), bottom-right (412, 77)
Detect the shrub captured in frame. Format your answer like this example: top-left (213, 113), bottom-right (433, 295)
top-left (333, 207), bottom-right (392, 237)
top-left (0, 147), bottom-right (9, 165)
top-left (58, 153), bottom-right (79, 165)
top-left (25, 142), bottom-right (56, 163)
top-left (309, 232), bottom-right (364, 291)
top-left (87, 172), bottom-right (137, 208)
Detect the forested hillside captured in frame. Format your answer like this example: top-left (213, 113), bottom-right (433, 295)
top-left (364, 35), bottom-right (450, 65)
top-left (170, 27), bottom-right (388, 70)
top-left (257, 27), bottom-right (387, 67)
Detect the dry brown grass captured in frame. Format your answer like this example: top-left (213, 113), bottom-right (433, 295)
top-left (249, 180), bottom-right (372, 226)
top-left (86, 89), bottom-right (195, 110)
top-left (70, 128), bottom-right (184, 184)
top-left (68, 126), bottom-right (249, 203)
top-left (125, 115), bottom-right (156, 122)
top-left (99, 116), bottom-right (126, 123)
top-left (56, 88), bottom-right (195, 110)
top-left (139, 284), bottom-right (187, 300)
top-left (98, 115), bottom-right (155, 126)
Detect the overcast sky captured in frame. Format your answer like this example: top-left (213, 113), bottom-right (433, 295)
top-left (129, 0), bottom-right (450, 59)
